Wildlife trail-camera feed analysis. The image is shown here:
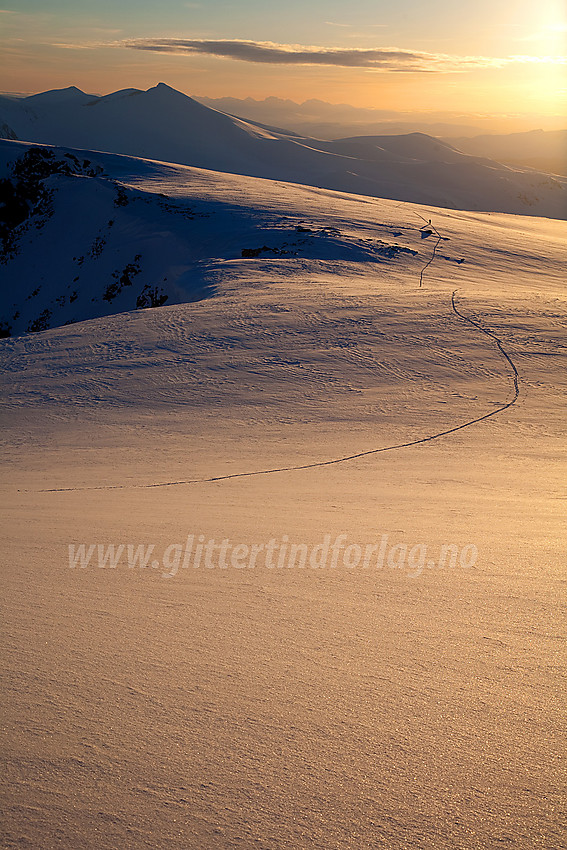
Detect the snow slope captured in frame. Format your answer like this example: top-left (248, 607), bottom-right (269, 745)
top-left (1, 138), bottom-right (566, 338)
top-left (1, 84), bottom-right (565, 218)
top-left (1, 137), bottom-right (566, 848)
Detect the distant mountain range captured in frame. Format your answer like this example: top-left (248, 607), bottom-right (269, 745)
top-left (195, 95), bottom-right (488, 139)
top-left (443, 130), bottom-right (567, 178)
top-left (192, 96), bottom-right (567, 175)
top-left (0, 83), bottom-right (565, 219)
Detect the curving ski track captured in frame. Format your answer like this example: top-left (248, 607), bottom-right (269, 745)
top-left (36, 291), bottom-right (520, 493)
top-left (414, 211), bottom-right (443, 288)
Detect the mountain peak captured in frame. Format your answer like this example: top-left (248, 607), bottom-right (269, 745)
top-left (141, 83), bottom-right (208, 112)
top-left (143, 83), bottom-right (198, 103)
top-left (26, 86), bottom-right (91, 105)
top-left (151, 82), bottom-right (183, 95)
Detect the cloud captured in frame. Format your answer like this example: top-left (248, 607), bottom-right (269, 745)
top-left (325, 22), bottom-right (388, 29)
top-left (510, 54), bottom-right (567, 63)
top-left (49, 42), bottom-right (99, 50)
top-left (116, 38), bottom-right (563, 72)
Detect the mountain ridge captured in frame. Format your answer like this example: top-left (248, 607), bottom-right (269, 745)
top-left (0, 84), bottom-right (565, 219)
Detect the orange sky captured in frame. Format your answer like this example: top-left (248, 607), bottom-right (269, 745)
top-left (1, 1), bottom-right (565, 122)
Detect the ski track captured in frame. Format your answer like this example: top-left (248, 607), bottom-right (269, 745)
top-left (34, 288), bottom-right (521, 494)
top-left (415, 212), bottom-right (444, 288)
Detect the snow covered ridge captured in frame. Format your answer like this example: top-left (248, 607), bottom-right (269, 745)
top-left (1, 137), bottom-right (565, 339)
top-left (0, 139), bottom-right (433, 337)
top-left (0, 143), bottom-right (179, 337)
top-left (1, 83), bottom-right (565, 219)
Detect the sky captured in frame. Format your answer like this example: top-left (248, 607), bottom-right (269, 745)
top-left (1, 0), bottom-right (566, 121)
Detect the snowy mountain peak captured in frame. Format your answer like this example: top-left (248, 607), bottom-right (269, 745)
top-left (155, 82), bottom-right (177, 92)
top-left (148, 82), bottom-right (192, 100)
top-left (141, 82), bottom-right (208, 112)
top-left (26, 86), bottom-right (91, 105)
top-left (91, 88), bottom-right (143, 105)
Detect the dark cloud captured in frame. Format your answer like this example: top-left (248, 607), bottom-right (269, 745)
top-left (118, 38), bottom-right (506, 72)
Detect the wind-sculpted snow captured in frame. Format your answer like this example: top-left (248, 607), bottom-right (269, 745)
top-left (1, 83), bottom-right (565, 218)
top-left (30, 290), bottom-right (523, 493)
top-left (3, 139), bottom-right (564, 339)
top-left (0, 140), bottom-right (423, 336)
top-left (1, 127), bottom-right (566, 850)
